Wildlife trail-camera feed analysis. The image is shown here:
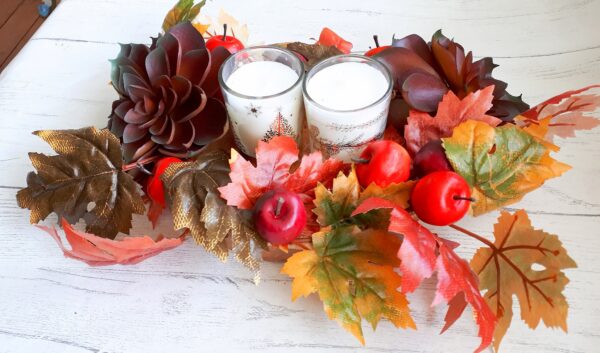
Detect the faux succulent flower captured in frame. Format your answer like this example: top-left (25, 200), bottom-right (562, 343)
top-left (375, 30), bottom-right (529, 123)
top-left (108, 22), bottom-right (230, 164)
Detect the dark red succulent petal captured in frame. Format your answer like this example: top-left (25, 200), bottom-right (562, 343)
top-left (392, 34), bottom-right (437, 69)
top-left (145, 46), bottom-right (171, 86)
top-left (402, 72), bottom-right (448, 112)
top-left (191, 97), bottom-right (227, 146)
top-left (201, 46), bottom-right (230, 96)
top-left (375, 47), bottom-right (441, 84)
top-left (172, 85), bottom-right (207, 123)
top-left (179, 49), bottom-right (210, 85)
top-left (168, 21), bottom-right (206, 53)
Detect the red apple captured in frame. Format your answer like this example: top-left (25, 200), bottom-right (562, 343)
top-left (364, 35), bottom-right (391, 57)
top-left (253, 189), bottom-right (307, 245)
top-left (205, 24), bottom-right (244, 54)
top-left (410, 171), bottom-right (472, 226)
top-left (355, 140), bottom-right (412, 188)
top-left (146, 157), bottom-right (182, 207)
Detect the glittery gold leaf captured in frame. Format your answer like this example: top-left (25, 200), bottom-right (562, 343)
top-left (16, 127), bottom-right (145, 239)
top-left (162, 150), bottom-right (266, 273)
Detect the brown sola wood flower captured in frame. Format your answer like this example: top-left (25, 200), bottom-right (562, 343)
top-left (375, 30), bottom-right (529, 125)
top-left (107, 21), bottom-right (230, 164)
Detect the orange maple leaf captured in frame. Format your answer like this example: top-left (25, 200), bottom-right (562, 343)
top-left (218, 136), bottom-right (344, 210)
top-left (404, 85), bottom-right (501, 154)
top-left (469, 210), bottom-right (576, 351)
top-left (37, 218), bottom-right (184, 265)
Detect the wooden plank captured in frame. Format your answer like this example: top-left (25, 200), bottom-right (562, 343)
top-left (0, 0), bottom-right (23, 28)
top-left (0, 15), bottom-right (43, 72)
top-left (0, 0), bottom-right (40, 68)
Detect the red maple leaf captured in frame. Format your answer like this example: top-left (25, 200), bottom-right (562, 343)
top-left (37, 218), bottom-right (184, 266)
top-left (352, 197), bottom-right (495, 353)
top-left (404, 85), bottom-right (501, 154)
top-left (219, 136), bottom-right (345, 210)
top-left (520, 84), bottom-right (600, 140)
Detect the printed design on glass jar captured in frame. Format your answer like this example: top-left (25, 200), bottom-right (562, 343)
top-left (323, 109), bottom-right (387, 132)
top-left (309, 124), bottom-right (384, 157)
top-left (262, 112), bottom-right (297, 142)
top-left (246, 103), bottom-right (262, 118)
top-left (231, 124), bottom-right (250, 156)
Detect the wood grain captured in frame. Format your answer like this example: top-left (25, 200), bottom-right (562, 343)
top-left (0, 0), bottom-right (599, 352)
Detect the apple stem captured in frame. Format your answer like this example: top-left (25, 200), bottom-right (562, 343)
top-left (274, 197), bottom-right (285, 218)
top-left (373, 35), bottom-right (380, 48)
top-left (223, 23), bottom-right (227, 41)
top-left (351, 157), bottom-right (370, 164)
top-left (453, 195), bottom-right (476, 202)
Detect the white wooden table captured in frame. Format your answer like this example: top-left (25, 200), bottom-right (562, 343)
top-left (1, 1), bottom-right (600, 352)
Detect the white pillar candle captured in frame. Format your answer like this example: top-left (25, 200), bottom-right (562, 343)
top-left (226, 61), bottom-right (299, 97)
top-left (306, 62), bottom-right (388, 111)
top-left (219, 47), bottom-right (304, 157)
top-left (303, 55), bottom-right (392, 162)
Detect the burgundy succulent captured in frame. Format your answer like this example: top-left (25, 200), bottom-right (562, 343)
top-left (375, 30), bottom-right (529, 124)
top-left (108, 22), bottom-right (230, 164)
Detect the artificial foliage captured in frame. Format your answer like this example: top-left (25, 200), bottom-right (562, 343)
top-left (14, 1), bottom-right (600, 352)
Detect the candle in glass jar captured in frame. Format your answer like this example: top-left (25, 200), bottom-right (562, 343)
top-left (306, 62), bottom-right (388, 111)
top-left (219, 47), bottom-right (304, 157)
top-left (303, 55), bottom-right (392, 162)
top-left (226, 61), bottom-right (299, 97)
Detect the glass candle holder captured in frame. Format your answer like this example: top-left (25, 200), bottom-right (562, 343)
top-left (219, 46), bottom-right (305, 156)
top-left (303, 54), bottom-right (393, 161)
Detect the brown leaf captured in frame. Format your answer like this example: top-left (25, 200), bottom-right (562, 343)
top-left (470, 210), bottom-right (576, 351)
top-left (162, 150), bottom-right (266, 274)
top-left (280, 42), bottom-right (343, 70)
top-left (16, 127), bottom-right (145, 239)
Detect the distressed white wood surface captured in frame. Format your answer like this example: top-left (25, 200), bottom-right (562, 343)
top-left (1, 0), bottom-right (600, 352)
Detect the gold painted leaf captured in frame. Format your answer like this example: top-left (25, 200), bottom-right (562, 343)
top-left (16, 127), bottom-right (145, 239)
top-left (282, 225), bottom-right (415, 344)
top-left (470, 210), bottom-right (576, 351)
top-left (162, 150), bottom-right (266, 274)
top-left (442, 120), bottom-right (570, 216)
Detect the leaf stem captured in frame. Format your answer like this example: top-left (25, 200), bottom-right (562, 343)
top-left (449, 223), bottom-right (496, 249)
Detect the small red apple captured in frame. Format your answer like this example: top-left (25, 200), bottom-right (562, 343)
top-left (253, 189), bottom-right (307, 245)
top-left (205, 24), bottom-right (244, 54)
top-left (410, 171), bottom-right (472, 226)
top-left (355, 140), bottom-right (412, 188)
top-left (364, 35), bottom-right (391, 57)
top-left (146, 157), bottom-right (182, 207)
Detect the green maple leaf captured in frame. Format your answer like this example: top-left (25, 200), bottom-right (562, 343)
top-left (442, 120), bottom-right (570, 216)
top-left (282, 225), bottom-right (415, 344)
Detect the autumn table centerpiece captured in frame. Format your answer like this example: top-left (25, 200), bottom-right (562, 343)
top-left (15, 1), bottom-right (600, 352)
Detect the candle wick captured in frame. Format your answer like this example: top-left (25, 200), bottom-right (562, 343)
top-left (223, 23), bottom-right (227, 41)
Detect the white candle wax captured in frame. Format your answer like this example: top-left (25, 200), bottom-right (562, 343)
top-left (303, 58), bottom-right (392, 162)
top-left (306, 62), bottom-right (389, 111)
top-left (221, 59), bottom-right (304, 157)
top-left (226, 61), bottom-right (299, 97)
